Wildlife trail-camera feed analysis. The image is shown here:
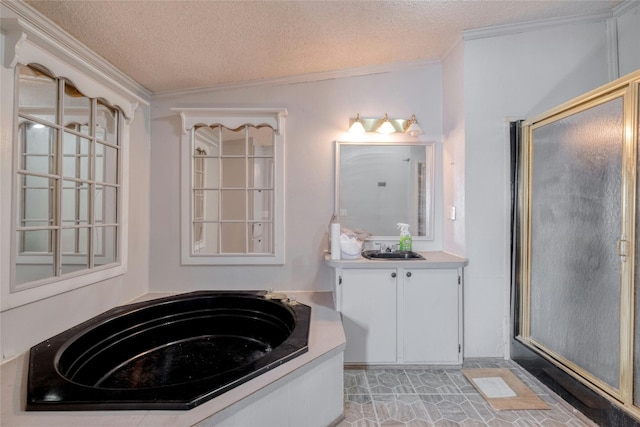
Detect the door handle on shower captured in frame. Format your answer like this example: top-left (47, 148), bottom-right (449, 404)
top-left (617, 239), bottom-right (629, 258)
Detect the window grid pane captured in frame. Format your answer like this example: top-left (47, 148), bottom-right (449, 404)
top-left (15, 230), bottom-right (55, 285)
top-left (63, 81), bottom-right (90, 134)
top-left (96, 101), bottom-right (118, 145)
top-left (18, 64), bottom-right (57, 124)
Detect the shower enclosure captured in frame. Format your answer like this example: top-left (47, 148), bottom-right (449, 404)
top-left (514, 70), bottom-right (640, 422)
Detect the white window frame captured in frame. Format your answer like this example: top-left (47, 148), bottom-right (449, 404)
top-left (173, 108), bottom-right (287, 265)
top-left (0, 17), bottom-right (140, 311)
top-left (193, 147), bottom-right (207, 252)
top-left (14, 66), bottom-right (122, 286)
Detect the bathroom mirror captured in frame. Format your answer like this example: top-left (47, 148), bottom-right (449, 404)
top-left (335, 141), bottom-right (434, 240)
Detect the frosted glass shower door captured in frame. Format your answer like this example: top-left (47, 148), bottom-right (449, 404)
top-left (527, 96), bottom-right (624, 394)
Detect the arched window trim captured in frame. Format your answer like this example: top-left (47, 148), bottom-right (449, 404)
top-left (2, 19), bottom-right (142, 120)
top-left (175, 108), bottom-right (287, 135)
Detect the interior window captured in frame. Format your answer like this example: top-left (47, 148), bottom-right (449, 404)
top-left (174, 108), bottom-right (286, 265)
top-left (14, 64), bottom-right (122, 289)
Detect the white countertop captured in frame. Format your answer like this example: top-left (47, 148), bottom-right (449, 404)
top-left (0, 291), bottom-right (345, 427)
top-left (325, 250), bottom-right (468, 269)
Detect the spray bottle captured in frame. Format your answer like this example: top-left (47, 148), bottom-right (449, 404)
top-left (397, 223), bottom-right (412, 252)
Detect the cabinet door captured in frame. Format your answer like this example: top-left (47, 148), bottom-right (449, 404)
top-left (341, 268), bottom-right (397, 363)
top-left (403, 268), bottom-right (459, 363)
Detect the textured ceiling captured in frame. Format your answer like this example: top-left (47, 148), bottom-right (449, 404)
top-left (24, 0), bottom-right (624, 93)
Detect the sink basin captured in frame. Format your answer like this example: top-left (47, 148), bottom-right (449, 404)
top-left (362, 250), bottom-right (425, 260)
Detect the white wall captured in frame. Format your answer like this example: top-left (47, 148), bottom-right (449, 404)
top-left (461, 18), bottom-right (620, 357)
top-left (149, 65), bottom-right (444, 293)
top-left (616, 2), bottom-right (640, 77)
top-left (442, 40), bottom-right (465, 256)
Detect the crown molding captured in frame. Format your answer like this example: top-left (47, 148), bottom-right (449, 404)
top-left (612, 0), bottom-right (639, 17)
top-left (152, 58), bottom-right (440, 100)
top-left (1, 0), bottom-right (151, 104)
top-left (462, 9), bottom-right (614, 41)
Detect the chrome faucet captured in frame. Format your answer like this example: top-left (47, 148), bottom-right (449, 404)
top-left (375, 243), bottom-right (395, 253)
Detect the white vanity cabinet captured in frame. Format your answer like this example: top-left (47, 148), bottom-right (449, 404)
top-left (401, 268), bottom-right (460, 363)
top-left (328, 252), bottom-right (467, 365)
top-left (340, 268), bottom-right (397, 363)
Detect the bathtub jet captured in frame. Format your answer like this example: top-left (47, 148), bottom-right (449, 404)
top-left (26, 291), bottom-right (311, 410)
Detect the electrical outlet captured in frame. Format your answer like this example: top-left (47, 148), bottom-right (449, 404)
top-left (449, 206), bottom-right (456, 221)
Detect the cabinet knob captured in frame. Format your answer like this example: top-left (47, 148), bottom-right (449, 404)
top-left (406, 272), bottom-right (412, 278)
top-left (391, 272), bottom-right (397, 278)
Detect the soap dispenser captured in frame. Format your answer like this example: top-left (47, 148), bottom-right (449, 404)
top-left (397, 223), bottom-right (412, 251)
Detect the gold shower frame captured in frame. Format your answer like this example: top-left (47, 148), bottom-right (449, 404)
top-left (518, 70), bottom-right (640, 417)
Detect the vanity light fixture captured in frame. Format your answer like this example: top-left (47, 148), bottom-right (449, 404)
top-left (348, 113), bottom-right (423, 136)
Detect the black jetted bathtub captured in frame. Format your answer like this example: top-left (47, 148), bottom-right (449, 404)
top-left (27, 291), bottom-right (311, 411)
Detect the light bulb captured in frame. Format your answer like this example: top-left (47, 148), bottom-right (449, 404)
top-left (405, 115), bottom-right (422, 136)
top-left (406, 122), bottom-right (422, 137)
top-left (376, 114), bottom-right (396, 134)
top-left (349, 114), bottom-right (366, 134)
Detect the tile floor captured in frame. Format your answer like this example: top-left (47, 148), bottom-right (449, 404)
top-left (338, 358), bottom-right (598, 427)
